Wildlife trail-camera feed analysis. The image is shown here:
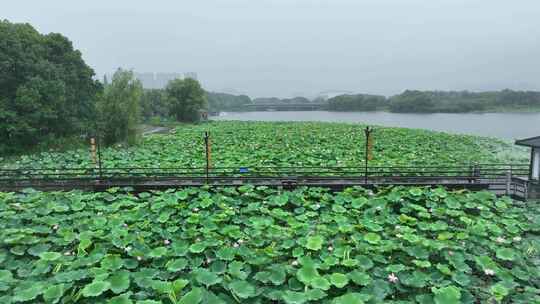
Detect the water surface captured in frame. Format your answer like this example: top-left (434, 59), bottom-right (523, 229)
top-left (213, 111), bottom-right (540, 140)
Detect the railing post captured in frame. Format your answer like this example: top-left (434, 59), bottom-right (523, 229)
top-left (363, 127), bottom-right (373, 184)
top-left (506, 170), bottom-right (511, 196)
top-left (204, 132), bottom-right (210, 184)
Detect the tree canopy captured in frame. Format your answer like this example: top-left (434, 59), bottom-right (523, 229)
top-left (97, 69), bottom-right (142, 146)
top-left (0, 20), bottom-right (101, 154)
top-left (166, 78), bottom-right (207, 122)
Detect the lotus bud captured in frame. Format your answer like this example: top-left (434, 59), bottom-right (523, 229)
top-left (388, 273), bottom-right (399, 283)
top-left (484, 269), bottom-right (495, 276)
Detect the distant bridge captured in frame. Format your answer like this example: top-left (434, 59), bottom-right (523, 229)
top-left (243, 103), bottom-right (326, 111)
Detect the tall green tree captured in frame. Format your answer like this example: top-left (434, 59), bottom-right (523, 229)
top-left (97, 69), bottom-right (142, 146)
top-left (0, 20), bottom-right (101, 154)
top-left (166, 78), bottom-right (207, 122)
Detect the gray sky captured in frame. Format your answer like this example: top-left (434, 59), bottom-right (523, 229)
top-left (4, 0), bottom-right (540, 98)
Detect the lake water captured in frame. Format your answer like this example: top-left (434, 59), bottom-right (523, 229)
top-left (212, 111), bottom-right (540, 140)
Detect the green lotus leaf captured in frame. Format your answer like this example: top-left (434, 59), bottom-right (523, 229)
top-left (311, 276), bottom-right (331, 290)
top-left (282, 291), bottom-right (308, 304)
top-left (228, 261), bottom-right (249, 279)
top-left (136, 300), bottom-right (162, 304)
top-left (229, 281), bottom-right (256, 298)
top-left (490, 283), bottom-right (509, 301)
top-left (108, 294), bottom-right (133, 304)
top-left (102, 254), bottom-right (124, 270)
top-left (148, 247), bottom-right (168, 258)
top-left (332, 293), bottom-right (368, 304)
top-left (216, 247), bottom-right (236, 261)
top-left (364, 233), bottom-right (381, 244)
top-left (386, 264), bottom-right (406, 273)
top-left (43, 284), bottom-right (65, 303)
top-left (330, 273), bottom-right (349, 288)
top-left (189, 243), bottom-right (206, 253)
top-left (13, 283), bottom-right (44, 302)
top-left (297, 265), bottom-right (319, 285)
top-left (306, 289), bottom-right (327, 301)
top-left (166, 258), bottom-right (188, 272)
top-left (0, 270), bottom-right (14, 283)
top-left (194, 269), bottom-right (222, 286)
top-left (109, 271), bottom-right (130, 294)
top-left (496, 248), bottom-right (516, 261)
top-left (82, 280), bottom-right (111, 297)
top-left (39, 251), bottom-right (62, 261)
top-left (305, 235), bottom-right (324, 251)
top-left (267, 264), bottom-right (287, 285)
top-left (27, 243), bottom-right (51, 256)
top-left (348, 271), bottom-right (371, 286)
top-left (432, 286), bottom-right (461, 304)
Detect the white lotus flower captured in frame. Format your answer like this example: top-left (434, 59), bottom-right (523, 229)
top-left (496, 237), bottom-right (505, 243)
top-left (238, 239), bottom-right (244, 244)
top-left (513, 236), bottom-right (522, 242)
top-left (206, 258), bottom-right (212, 264)
top-left (52, 224), bottom-right (59, 230)
top-left (123, 223), bottom-right (128, 228)
top-left (484, 269), bottom-right (495, 276)
top-left (163, 239), bottom-right (171, 245)
top-left (395, 225), bottom-right (401, 230)
top-left (376, 206), bottom-right (382, 211)
top-left (327, 246), bottom-right (334, 252)
top-left (125, 246), bottom-right (132, 252)
top-left (291, 260), bottom-right (298, 266)
top-left (448, 251), bottom-right (454, 256)
top-left (193, 208), bottom-right (200, 212)
top-left (388, 273), bottom-right (399, 283)
top-left (136, 256), bottom-right (143, 261)
top-left (314, 204), bottom-right (321, 209)
top-left (233, 242), bottom-right (239, 248)
top-left (64, 251), bottom-right (72, 256)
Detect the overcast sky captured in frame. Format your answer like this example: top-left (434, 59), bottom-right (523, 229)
top-left (4, 0), bottom-right (540, 98)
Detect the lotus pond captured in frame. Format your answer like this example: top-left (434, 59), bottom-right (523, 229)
top-left (1, 121), bottom-right (527, 169)
top-left (1, 186), bottom-right (539, 303)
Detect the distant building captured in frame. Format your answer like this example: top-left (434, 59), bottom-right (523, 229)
top-left (135, 72), bottom-right (156, 89)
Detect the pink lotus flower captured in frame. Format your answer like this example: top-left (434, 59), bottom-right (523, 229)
top-left (388, 273), bottom-right (399, 283)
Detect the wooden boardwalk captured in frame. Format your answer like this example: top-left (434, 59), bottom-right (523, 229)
top-left (0, 164), bottom-right (531, 199)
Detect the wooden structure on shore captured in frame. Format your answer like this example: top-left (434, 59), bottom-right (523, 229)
top-left (515, 136), bottom-right (540, 199)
